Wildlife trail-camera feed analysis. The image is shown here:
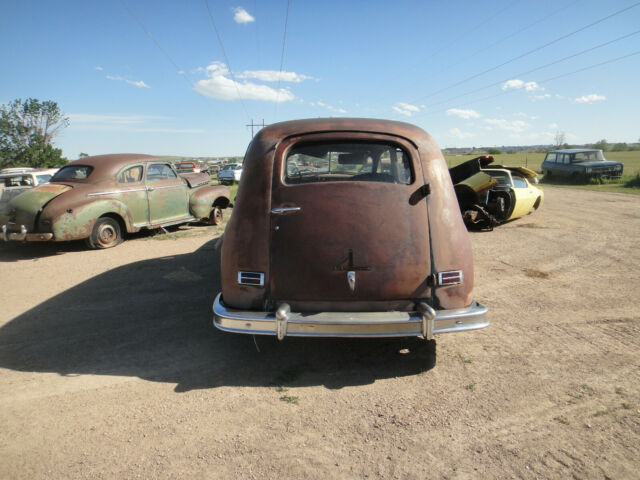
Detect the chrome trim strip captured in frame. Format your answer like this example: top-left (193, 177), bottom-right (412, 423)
top-left (148, 184), bottom-right (185, 191)
top-left (88, 188), bottom-right (146, 197)
top-left (271, 206), bottom-right (301, 215)
top-left (212, 294), bottom-right (489, 338)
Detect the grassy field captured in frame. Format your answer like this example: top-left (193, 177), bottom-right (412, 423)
top-left (444, 151), bottom-right (640, 195)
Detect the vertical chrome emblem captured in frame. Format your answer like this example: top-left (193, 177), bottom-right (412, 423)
top-left (347, 271), bottom-right (356, 292)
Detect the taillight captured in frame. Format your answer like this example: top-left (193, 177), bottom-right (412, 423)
top-left (238, 271), bottom-right (265, 286)
top-left (438, 270), bottom-right (463, 286)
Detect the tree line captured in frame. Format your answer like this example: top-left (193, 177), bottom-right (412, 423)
top-left (0, 98), bottom-right (68, 169)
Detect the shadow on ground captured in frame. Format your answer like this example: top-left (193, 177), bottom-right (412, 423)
top-left (0, 237), bottom-right (435, 392)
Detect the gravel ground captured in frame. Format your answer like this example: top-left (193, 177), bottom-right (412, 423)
top-left (0, 186), bottom-right (639, 479)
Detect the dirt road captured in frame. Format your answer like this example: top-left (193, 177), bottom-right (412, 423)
top-left (1, 187), bottom-right (639, 479)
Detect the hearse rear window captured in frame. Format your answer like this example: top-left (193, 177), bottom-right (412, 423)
top-left (284, 142), bottom-right (413, 185)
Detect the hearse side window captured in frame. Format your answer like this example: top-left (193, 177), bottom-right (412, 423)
top-left (284, 142), bottom-right (413, 185)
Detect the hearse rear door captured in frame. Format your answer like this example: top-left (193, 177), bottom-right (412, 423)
top-left (268, 134), bottom-right (432, 306)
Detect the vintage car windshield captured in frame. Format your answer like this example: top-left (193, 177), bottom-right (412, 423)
top-left (35, 174), bottom-right (52, 184)
top-left (483, 170), bottom-right (512, 187)
top-left (573, 151), bottom-right (605, 163)
top-left (284, 142), bottom-right (413, 185)
top-left (51, 165), bottom-right (94, 181)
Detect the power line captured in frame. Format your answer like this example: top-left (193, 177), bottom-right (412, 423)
top-left (443, 0), bottom-right (582, 75)
top-left (426, 0), bottom-right (523, 62)
top-left (418, 29), bottom-right (640, 114)
top-left (273, 0), bottom-right (291, 121)
top-left (414, 50), bottom-right (640, 119)
top-left (401, 1), bottom-right (640, 108)
top-left (120, 0), bottom-right (194, 87)
top-left (204, 0), bottom-right (251, 121)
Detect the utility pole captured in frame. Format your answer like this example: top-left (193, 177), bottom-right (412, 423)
top-left (246, 119), bottom-right (267, 138)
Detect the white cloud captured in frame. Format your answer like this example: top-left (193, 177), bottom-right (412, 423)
top-left (446, 108), bottom-right (480, 120)
top-left (533, 93), bottom-right (551, 100)
top-left (106, 75), bottom-right (151, 88)
top-left (574, 94), bottom-right (606, 104)
top-left (392, 102), bottom-right (420, 117)
top-left (233, 7), bottom-right (255, 24)
top-left (194, 61), bottom-right (294, 102)
top-left (448, 128), bottom-right (475, 139)
top-left (483, 118), bottom-right (530, 132)
top-left (95, 66), bottom-right (103, 71)
top-left (548, 123), bottom-right (558, 129)
top-left (68, 114), bottom-right (171, 125)
top-left (127, 80), bottom-right (150, 88)
top-left (177, 70), bottom-right (185, 75)
top-left (502, 79), bottom-right (543, 92)
top-left (237, 70), bottom-right (314, 83)
top-left (67, 113), bottom-right (203, 133)
top-left (315, 101), bottom-right (347, 114)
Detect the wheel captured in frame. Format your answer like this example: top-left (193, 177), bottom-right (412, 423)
top-left (209, 206), bottom-right (223, 225)
top-left (85, 217), bottom-right (123, 249)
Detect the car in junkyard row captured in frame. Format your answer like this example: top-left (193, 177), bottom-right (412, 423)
top-left (449, 155), bottom-right (543, 230)
top-left (213, 118), bottom-right (489, 341)
top-left (217, 163), bottom-right (243, 184)
top-left (1, 167), bottom-right (59, 208)
top-left (0, 154), bottom-right (230, 249)
top-left (541, 148), bottom-right (623, 180)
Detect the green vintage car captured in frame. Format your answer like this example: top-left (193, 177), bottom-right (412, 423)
top-left (0, 154), bottom-right (231, 249)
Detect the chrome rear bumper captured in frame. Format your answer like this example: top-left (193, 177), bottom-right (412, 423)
top-left (1, 225), bottom-right (53, 242)
top-left (212, 293), bottom-right (489, 339)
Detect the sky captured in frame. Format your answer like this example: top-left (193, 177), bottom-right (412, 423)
top-left (1, 0), bottom-right (639, 158)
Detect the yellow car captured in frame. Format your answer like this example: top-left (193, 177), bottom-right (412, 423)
top-left (449, 155), bottom-right (543, 229)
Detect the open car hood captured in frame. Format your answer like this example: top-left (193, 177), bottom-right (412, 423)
top-left (449, 155), bottom-right (539, 184)
top-left (180, 172), bottom-right (210, 188)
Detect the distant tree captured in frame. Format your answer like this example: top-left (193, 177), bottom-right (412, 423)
top-left (0, 98), bottom-right (69, 168)
top-left (554, 131), bottom-right (566, 147)
top-left (592, 139), bottom-right (609, 151)
top-left (487, 147), bottom-right (502, 155)
top-left (611, 143), bottom-right (628, 152)
top-left (78, 152), bottom-right (89, 158)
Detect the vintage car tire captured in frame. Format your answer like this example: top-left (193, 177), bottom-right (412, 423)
top-left (86, 217), bottom-right (123, 249)
top-left (209, 206), bottom-right (223, 225)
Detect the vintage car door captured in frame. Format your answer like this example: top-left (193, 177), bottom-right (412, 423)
top-left (145, 162), bottom-right (190, 224)
top-left (115, 164), bottom-right (150, 227)
top-left (269, 136), bottom-right (432, 306)
top-left (509, 174), bottom-right (539, 219)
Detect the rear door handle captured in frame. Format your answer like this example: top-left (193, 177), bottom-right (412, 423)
top-left (271, 207), bottom-right (301, 215)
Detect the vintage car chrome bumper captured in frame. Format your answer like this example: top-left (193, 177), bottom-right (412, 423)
top-left (1, 225), bottom-right (53, 242)
top-left (212, 293), bottom-right (489, 340)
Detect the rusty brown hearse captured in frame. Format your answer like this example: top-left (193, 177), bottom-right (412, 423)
top-left (213, 118), bottom-right (488, 340)
top-left (0, 154), bottom-right (230, 248)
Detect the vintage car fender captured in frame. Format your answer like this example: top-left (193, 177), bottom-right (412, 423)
top-left (41, 197), bottom-right (134, 241)
top-left (188, 185), bottom-right (230, 219)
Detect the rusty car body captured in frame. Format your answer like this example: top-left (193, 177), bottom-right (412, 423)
top-left (0, 154), bottom-right (230, 249)
top-left (213, 118), bottom-right (489, 340)
top-left (450, 155), bottom-right (543, 230)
